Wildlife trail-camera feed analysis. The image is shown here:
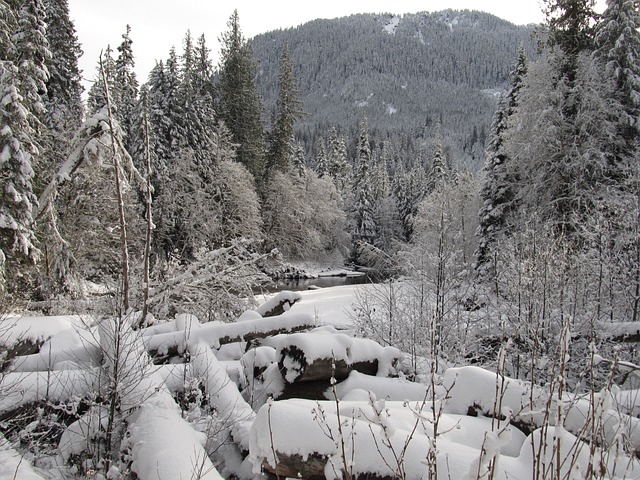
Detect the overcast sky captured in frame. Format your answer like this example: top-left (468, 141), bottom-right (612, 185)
top-left (67, 0), bottom-right (606, 90)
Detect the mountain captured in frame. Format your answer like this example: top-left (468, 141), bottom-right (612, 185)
top-left (250, 10), bottom-right (537, 169)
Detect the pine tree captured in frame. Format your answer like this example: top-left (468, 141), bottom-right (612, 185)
top-left (0, 61), bottom-right (40, 290)
top-left (595, 0), bottom-right (640, 148)
top-left (217, 10), bottom-right (265, 182)
top-left (476, 48), bottom-right (528, 276)
top-left (351, 117), bottom-right (377, 245)
top-left (291, 141), bottom-right (306, 177)
top-left (115, 25), bottom-right (139, 153)
top-left (393, 165), bottom-right (428, 242)
top-left (428, 119), bottom-right (449, 192)
top-left (0, 1), bottom-right (16, 60)
top-left (265, 44), bottom-right (304, 177)
top-left (43, 0), bottom-right (83, 134)
top-left (87, 46), bottom-right (117, 115)
top-left (178, 32), bottom-right (216, 162)
top-left (543, 0), bottom-right (597, 57)
top-left (313, 137), bottom-right (327, 177)
top-left (12, 0), bottom-right (50, 125)
top-left (327, 126), bottom-right (350, 192)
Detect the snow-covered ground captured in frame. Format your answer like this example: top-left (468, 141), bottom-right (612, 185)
top-left (1, 284), bottom-right (640, 479)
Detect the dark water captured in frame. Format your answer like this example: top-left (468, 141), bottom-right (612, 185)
top-left (255, 274), bottom-right (373, 294)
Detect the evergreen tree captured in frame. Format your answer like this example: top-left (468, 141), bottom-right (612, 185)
top-left (327, 126), bottom-right (350, 192)
top-left (178, 32), bottom-right (217, 163)
top-left (476, 48), bottom-right (528, 276)
top-left (595, 0), bottom-right (640, 148)
top-left (43, 0), bottom-right (83, 134)
top-left (543, 0), bottom-right (596, 57)
top-left (291, 141), bottom-right (306, 177)
top-left (428, 119), bottom-right (449, 192)
top-left (0, 61), bottom-right (40, 290)
top-left (0, 1), bottom-right (16, 60)
top-left (265, 44), bottom-right (304, 177)
top-left (129, 84), bottom-right (155, 173)
top-left (87, 46), bottom-right (117, 115)
top-left (393, 165), bottom-right (428, 242)
top-left (12, 0), bottom-right (49, 126)
top-left (217, 10), bottom-right (265, 182)
top-left (350, 117), bottom-right (377, 245)
top-left (115, 25), bottom-right (139, 153)
top-left (313, 137), bottom-right (327, 177)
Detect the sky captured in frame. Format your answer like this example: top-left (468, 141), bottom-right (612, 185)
top-left (67, 0), bottom-right (606, 91)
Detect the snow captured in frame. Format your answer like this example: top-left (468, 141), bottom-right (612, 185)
top-left (257, 283), bottom-right (367, 328)
top-left (333, 370), bottom-right (429, 401)
top-left (126, 397), bottom-right (223, 480)
top-left (143, 310), bottom-right (315, 353)
top-left (276, 329), bottom-right (401, 378)
top-left (0, 433), bottom-right (44, 479)
top-left (0, 314), bottom-right (93, 347)
top-left (384, 15), bottom-right (401, 35)
top-left (0, 368), bottom-right (101, 414)
top-left (6, 284), bottom-right (640, 479)
top-left (254, 290), bottom-right (302, 316)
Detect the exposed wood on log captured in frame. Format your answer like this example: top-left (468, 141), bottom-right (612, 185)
top-left (261, 452), bottom-right (327, 480)
top-left (255, 291), bottom-right (302, 318)
top-left (276, 379), bottom-right (333, 400)
top-left (0, 339), bottom-right (40, 372)
top-left (278, 345), bottom-right (379, 384)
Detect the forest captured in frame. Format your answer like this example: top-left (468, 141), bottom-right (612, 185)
top-left (1, 0), bottom-right (640, 478)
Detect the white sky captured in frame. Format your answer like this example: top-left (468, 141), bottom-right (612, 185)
top-left (68, 0), bottom-right (606, 90)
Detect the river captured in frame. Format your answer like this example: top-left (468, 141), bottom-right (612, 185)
top-left (255, 272), bottom-right (373, 293)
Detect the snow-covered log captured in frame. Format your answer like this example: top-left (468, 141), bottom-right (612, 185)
top-left (8, 343), bottom-right (102, 372)
top-left (249, 397), bottom-right (639, 480)
top-left (189, 341), bottom-right (255, 452)
top-left (144, 311), bottom-right (316, 360)
top-left (276, 331), bottom-right (402, 384)
top-left (255, 291), bottom-right (302, 317)
top-left (249, 398), bottom-right (536, 480)
top-left (97, 318), bottom-right (223, 480)
top-left (125, 382), bottom-right (223, 480)
top-left (0, 315), bottom-right (93, 371)
top-left (598, 322), bottom-right (640, 343)
top-left (443, 366), bottom-right (640, 451)
top-left (0, 368), bottom-right (101, 415)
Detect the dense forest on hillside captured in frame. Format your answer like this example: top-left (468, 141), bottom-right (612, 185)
top-left (251, 10), bottom-right (537, 170)
top-left (1, 0), bottom-right (640, 478)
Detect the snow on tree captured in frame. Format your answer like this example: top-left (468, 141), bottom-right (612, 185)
top-left (312, 136), bottom-right (327, 177)
top-left (87, 46), bottom-right (116, 115)
top-left (12, 0), bottom-right (49, 128)
top-left (0, 61), bottom-right (40, 291)
top-left (262, 169), bottom-right (349, 261)
top-left (217, 10), bottom-right (265, 183)
top-left (475, 48), bottom-right (528, 278)
top-left (327, 126), bottom-right (350, 192)
top-left (42, 0), bottom-right (83, 135)
top-left (508, 49), bottom-right (624, 239)
top-left (350, 117), bottom-right (377, 247)
top-left (595, 0), bottom-right (640, 152)
top-left (392, 164), bottom-right (428, 242)
top-left (115, 25), bottom-right (139, 154)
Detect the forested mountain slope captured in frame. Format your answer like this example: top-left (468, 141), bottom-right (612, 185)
top-left (251, 10), bottom-right (537, 168)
